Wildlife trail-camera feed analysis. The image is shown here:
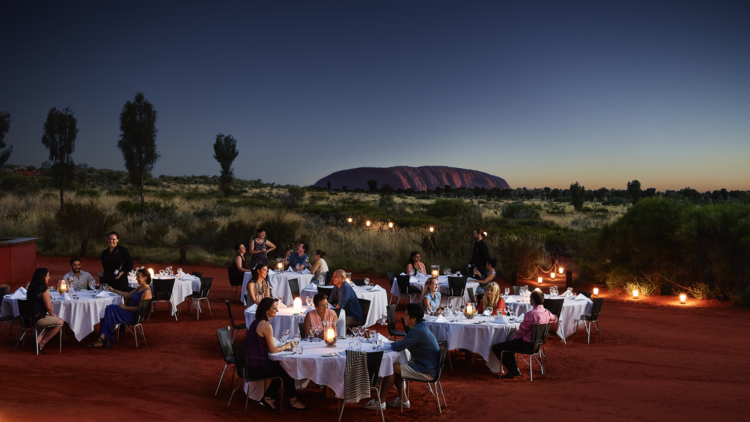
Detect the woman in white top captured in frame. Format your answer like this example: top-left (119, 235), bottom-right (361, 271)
top-left (474, 258), bottom-right (497, 295)
top-left (310, 250), bottom-right (329, 285)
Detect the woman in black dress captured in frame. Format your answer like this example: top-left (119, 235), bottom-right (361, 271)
top-left (100, 231), bottom-right (133, 292)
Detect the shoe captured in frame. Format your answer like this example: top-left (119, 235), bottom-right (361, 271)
top-left (386, 398), bottom-right (410, 409)
top-left (501, 370), bottom-right (521, 379)
top-left (364, 399), bottom-right (385, 410)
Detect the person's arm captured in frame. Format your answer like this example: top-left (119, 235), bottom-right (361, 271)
top-left (547, 309), bottom-right (558, 324)
top-left (249, 241), bottom-right (259, 255)
top-left (331, 309), bottom-right (339, 324)
top-left (419, 263), bottom-right (426, 274)
top-left (479, 272), bottom-right (495, 285)
top-left (303, 313), bottom-right (312, 337)
top-left (86, 272), bottom-right (97, 286)
top-left (390, 329), bottom-right (421, 352)
top-left (43, 290), bottom-right (57, 317)
top-left (337, 284), bottom-right (352, 309)
top-left (265, 241), bottom-right (276, 254)
top-left (259, 321), bottom-right (293, 354)
top-left (248, 283), bottom-right (258, 305)
top-left (310, 260), bottom-right (321, 276)
top-left (406, 263), bottom-right (414, 274)
top-left (422, 295), bottom-right (432, 312)
top-left (101, 251), bottom-right (107, 275)
top-left (108, 286), bottom-right (134, 299)
top-left (234, 256), bottom-right (249, 272)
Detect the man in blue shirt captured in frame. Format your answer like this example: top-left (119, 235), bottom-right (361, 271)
top-left (328, 269), bottom-right (363, 326)
top-left (365, 303), bottom-right (440, 410)
top-left (285, 243), bottom-right (309, 271)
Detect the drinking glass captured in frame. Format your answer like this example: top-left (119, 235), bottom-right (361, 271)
top-left (292, 334), bottom-right (301, 351)
top-left (307, 332), bottom-right (314, 342)
top-left (281, 329), bottom-right (290, 343)
top-left (346, 335), bottom-right (353, 348)
top-left (364, 278), bottom-right (370, 287)
top-left (505, 287), bottom-right (510, 296)
top-left (314, 327), bottom-right (322, 341)
top-left (487, 307), bottom-right (493, 316)
top-left (306, 297), bottom-right (312, 308)
top-left (369, 330), bottom-right (377, 342)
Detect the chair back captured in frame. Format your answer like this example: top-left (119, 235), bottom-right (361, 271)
top-left (386, 305), bottom-right (397, 328)
top-left (513, 285), bottom-right (520, 295)
top-left (366, 351), bottom-right (385, 387)
top-left (401, 317), bottom-right (410, 334)
top-left (432, 345), bottom-right (449, 382)
top-left (198, 277), bottom-right (214, 298)
top-left (579, 291), bottom-right (592, 299)
top-left (351, 279), bottom-right (365, 287)
top-left (543, 298), bottom-right (564, 319)
top-left (153, 278), bottom-right (175, 301)
top-left (333, 307), bottom-right (342, 318)
top-left (288, 278), bottom-right (300, 299)
top-left (298, 322), bottom-right (306, 337)
top-left (396, 275), bottom-right (411, 295)
top-left (357, 298), bottom-right (371, 325)
top-left (467, 287), bottom-right (476, 303)
top-left (0, 285), bottom-right (10, 297)
top-left (232, 344), bottom-right (249, 381)
top-left (224, 300), bottom-right (239, 328)
top-left (531, 323), bottom-right (552, 354)
top-left (191, 271), bottom-right (203, 278)
top-left (317, 285), bottom-right (334, 297)
top-left (447, 276), bottom-right (467, 297)
top-left (135, 299), bottom-right (152, 324)
top-left (217, 326), bottom-right (234, 364)
top-left (590, 298), bottom-right (604, 322)
top-left (97, 272), bottom-right (104, 278)
top-left (324, 271), bottom-right (333, 286)
top-left (386, 272), bottom-right (395, 287)
top-left (16, 299), bottom-right (35, 329)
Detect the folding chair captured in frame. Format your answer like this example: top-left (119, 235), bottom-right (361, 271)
top-left (118, 299), bottom-right (151, 347)
top-left (403, 346), bottom-right (448, 414)
top-left (575, 298), bottom-right (603, 343)
top-left (498, 323), bottom-right (551, 381)
top-left (215, 326), bottom-right (235, 396)
top-left (225, 300), bottom-right (247, 342)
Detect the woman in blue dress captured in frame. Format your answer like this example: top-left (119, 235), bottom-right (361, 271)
top-left (88, 268), bottom-right (152, 348)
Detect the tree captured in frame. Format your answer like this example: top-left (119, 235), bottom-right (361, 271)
top-left (627, 180), bottom-right (642, 204)
top-left (118, 92), bottom-right (159, 214)
top-left (41, 107), bottom-right (78, 210)
top-left (213, 133), bottom-right (239, 196)
top-left (56, 201), bottom-right (119, 256)
top-left (570, 181), bottom-right (586, 211)
top-left (326, 180), bottom-right (331, 190)
top-left (367, 179), bottom-right (378, 192)
top-left (0, 111), bottom-right (12, 169)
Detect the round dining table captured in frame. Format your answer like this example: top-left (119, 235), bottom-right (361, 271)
top-left (244, 303), bottom-right (347, 338)
top-left (242, 270), bottom-right (314, 306)
top-left (504, 294), bottom-right (593, 339)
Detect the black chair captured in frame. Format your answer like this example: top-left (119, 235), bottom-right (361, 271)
top-left (386, 305), bottom-right (405, 339)
top-left (151, 278), bottom-right (177, 321)
top-left (446, 276), bottom-right (468, 307)
top-left (0, 285), bottom-right (16, 335)
top-left (324, 271), bottom-right (333, 286)
top-left (351, 279), bottom-right (366, 287)
top-left (352, 298), bottom-right (371, 330)
top-left (188, 277), bottom-right (213, 320)
top-left (513, 286), bottom-right (520, 295)
top-left (117, 299), bottom-right (151, 347)
top-left (578, 291), bottom-right (592, 299)
top-left (467, 287), bottom-right (476, 304)
top-left (332, 307), bottom-right (342, 318)
top-left (498, 323), bottom-right (551, 381)
top-left (393, 275), bottom-right (420, 306)
top-left (542, 298), bottom-right (565, 344)
top-left (386, 272), bottom-right (395, 303)
top-left (298, 322), bottom-right (307, 337)
top-left (402, 345), bottom-right (448, 414)
top-left (215, 326), bottom-right (235, 396)
top-left (287, 278), bottom-right (300, 299)
top-left (16, 299), bottom-right (62, 354)
top-left (575, 298), bottom-right (604, 343)
top-left (401, 318), bottom-right (410, 334)
top-left (317, 285), bottom-right (334, 297)
top-left (191, 271), bottom-right (203, 278)
top-left (339, 350), bottom-right (385, 422)
top-left (228, 344), bottom-right (284, 413)
top-left (225, 300), bottom-right (247, 342)
top-left (226, 266), bottom-right (243, 300)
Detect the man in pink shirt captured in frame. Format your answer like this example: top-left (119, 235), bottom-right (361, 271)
top-left (491, 290), bottom-right (557, 379)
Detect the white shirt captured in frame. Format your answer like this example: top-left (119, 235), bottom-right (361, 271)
top-left (63, 270), bottom-right (96, 290)
top-left (319, 258), bottom-right (329, 274)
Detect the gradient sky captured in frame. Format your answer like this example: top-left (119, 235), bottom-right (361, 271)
top-left (2, 0), bottom-right (749, 191)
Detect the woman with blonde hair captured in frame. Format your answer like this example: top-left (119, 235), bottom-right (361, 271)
top-left (477, 282), bottom-right (505, 316)
top-left (420, 277), bottom-right (441, 315)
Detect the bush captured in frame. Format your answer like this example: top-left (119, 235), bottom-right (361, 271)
top-left (579, 206), bottom-right (594, 213)
top-left (75, 188), bottom-right (101, 198)
top-left (426, 199), bottom-right (476, 219)
top-left (106, 188), bottom-right (139, 197)
top-left (0, 174), bottom-right (41, 195)
top-left (501, 202), bottom-right (541, 220)
top-left (116, 200), bottom-right (177, 217)
top-left (492, 233), bottom-right (545, 277)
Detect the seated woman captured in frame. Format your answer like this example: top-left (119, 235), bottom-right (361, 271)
top-left (27, 268), bottom-right (66, 352)
top-left (473, 258), bottom-right (497, 295)
top-left (245, 297), bottom-right (307, 410)
top-left (228, 243), bottom-right (252, 287)
top-left (246, 264), bottom-right (271, 306)
top-left (303, 293), bottom-right (338, 338)
top-left (88, 268), bottom-right (152, 348)
top-left (477, 282), bottom-right (505, 315)
top-left (420, 277), bottom-right (442, 315)
top-left (406, 251), bottom-right (426, 276)
top-left (309, 250), bottom-right (329, 286)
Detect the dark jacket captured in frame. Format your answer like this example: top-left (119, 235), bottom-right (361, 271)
top-left (470, 239), bottom-right (490, 273)
top-left (101, 245), bottom-right (134, 290)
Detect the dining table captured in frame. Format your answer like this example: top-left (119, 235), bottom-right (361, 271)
top-left (504, 294), bottom-right (593, 339)
top-left (242, 269), bottom-right (314, 307)
top-left (390, 274), bottom-right (480, 308)
top-left (300, 283), bottom-right (388, 327)
top-left (129, 273), bottom-right (199, 315)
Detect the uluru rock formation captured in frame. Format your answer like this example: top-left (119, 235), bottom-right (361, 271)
top-left (314, 166), bottom-right (510, 191)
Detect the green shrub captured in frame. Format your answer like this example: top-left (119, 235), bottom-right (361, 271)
top-left (426, 199), bottom-right (476, 219)
top-left (75, 188), bottom-right (101, 198)
top-left (579, 206), bottom-right (594, 213)
top-left (501, 202), bottom-right (541, 220)
top-left (116, 200), bottom-right (177, 217)
top-left (106, 188), bottom-right (139, 197)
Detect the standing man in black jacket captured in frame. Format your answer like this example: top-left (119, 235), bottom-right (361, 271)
top-left (101, 231), bottom-right (134, 292)
top-left (469, 228), bottom-right (490, 278)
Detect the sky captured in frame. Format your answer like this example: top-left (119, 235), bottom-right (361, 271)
top-left (1, 0), bottom-right (749, 192)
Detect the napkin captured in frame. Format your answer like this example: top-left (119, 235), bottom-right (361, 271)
top-left (8, 288), bottom-right (27, 300)
top-left (576, 293), bottom-right (592, 302)
top-left (277, 302), bottom-right (288, 309)
top-left (301, 269), bottom-right (311, 274)
top-left (303, 284), bottom-right (318, 291)
top-left (515, 313), bottom-right (525, 321)
top-left (369, 285), bottom-right (384, 292)
top-left (491, 315), bottom-right (510, 324)
top-left (247, 304), bottom-right (258, 312)
top-left (482, 310), bottom-right (492, 316)
top-left (434, 315), bottom-right (447, 323)
top-left (94, 291), bottom-right (113, 298)
top-left (60, 293), bottom-right (72, 301)
top-left (505, 296), bottom-right (517, 303)
top-left (180, 274), bottom-right (200, 283)
top-left (268, 270), bottom-right (277, 276)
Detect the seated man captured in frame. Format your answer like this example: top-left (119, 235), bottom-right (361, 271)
top-left (63, 257), bottom-right (96, 290)
top-left (328, 269), bottom-right (363, 327)
top-left (366, 303), bottom-right (440, 410)
top-left (285, 243), bottom-right (309, 271)
top-left (491, 290), bottom-right (557, 379)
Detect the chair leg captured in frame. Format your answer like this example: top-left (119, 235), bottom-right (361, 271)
top-left (205, 298), bottom-right (213, 316)
top-left (595, 321), bottom-right (602, 340)
top-left (215, 363), bottom-right (229, 396)
top-left (59, 327), bottom-right (63, 353)
top-left (227, 378), bottom-right (240, 408)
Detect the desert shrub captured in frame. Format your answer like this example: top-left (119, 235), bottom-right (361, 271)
top-left (491, 233), bottom-right (545, 278)
top-left (106, 188), bottom-right (139, 197)
top-left (544, 204), bottom-right (567, 215)
top-left (502, 202), bottom-right (542, 220)
top-left (75, 188), bottom-right (101, 198)
top-left (0, 174), bottom-right (41, 196)
top-left (42, 192), bottom-right (57, 200)
top-left (579, 206), bottom-right (594, 213)
top-left (594, 208), bottom-right (609, 213)
top-left (181, 191), bottom-right (210, 200)
top-left (116, 200), bottom-right (177, 217)
top-left (56, 201), bottom-right (119, 256)
top-left (602, 197), bottom-right (628, 206)
top-left (426, 199), bottom-right (475, 219)
top-left (193, 206), bottom-right (234, 218)
top-left (620, 279), bottom-right (657, 297)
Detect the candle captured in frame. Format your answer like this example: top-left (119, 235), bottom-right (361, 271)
top-left (366, 220), bottom-right (371, 227)
top-left (559, 267), bottom-right (564, 274)
top-left (633, 290), bottom-right (639, 299)
top-left (324, 327), bottom-right (337, 346)
top-left (466, 303), bottom-right (473, 313)
top-left (59, 280), bottom-right (68, 293)
top-left (431, 265), bottom-right (440, 278)
top-left (326, 328), bottom-right (335, 341)
top-left (551, 272), bottom-right (555, 279)
top-left (293, 297), bottom-right (302, 312)
top-left (148, 268), bottom-right (154, 279)
top-left (432, 270), bottom-right (438, 277)
top-left (538, 277), bottom-right (543, 284)
top-left (429, 226), bottom-right (434, 232)
top-left (680, 294), bottom-right (686, 304)
top-left (277, 262), bottom-right (283, 272)
top-left (593, 288), bottom-right (599, 297)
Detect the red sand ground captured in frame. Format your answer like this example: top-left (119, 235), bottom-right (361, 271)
top-left (1, 255), bottom-right (749, 421)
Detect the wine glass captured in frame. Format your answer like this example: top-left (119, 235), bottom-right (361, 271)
top-left (487, 306), bottom-right (493, 316)
top-left (305, 296), bottom-right (312, 308)
top-left (364, 278), bottom-right (370, 287)
top-left (292, 334), bottom-right (301, 351)
top-left (314, 327), bottom-right (322, 341)
top-left (281, 329), bottom-right (290, 343)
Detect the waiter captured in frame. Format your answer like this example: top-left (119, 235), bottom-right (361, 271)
top-left (101, 231), bottom-right (134, 291)
top-left (469, 228), bottom-right (490, 278)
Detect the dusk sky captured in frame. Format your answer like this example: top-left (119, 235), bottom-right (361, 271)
top-left (2, 0), bottom-right (749, 192)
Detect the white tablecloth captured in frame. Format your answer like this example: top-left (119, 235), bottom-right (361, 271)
top-left (425, 315), bottom-right (520, 373)
top-left (505, 295), bottom-right (593, 339)
top-left (390, 275), bottom-right (480, 307)
top-left (242, 270), bottom-right (314, 306)
top-left (130, 275), bottom-right (198, 315)
top-left (244, 340), bottom-right (409, 400)
top-left (300, 285), bottom-right (388, 328)
top-left (1, 290), bottom-right (122, 342)
top-left (244, 305), bottom-right (346, 338)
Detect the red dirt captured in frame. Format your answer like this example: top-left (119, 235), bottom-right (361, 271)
top-left (1, 255), bottom-right (749, 421)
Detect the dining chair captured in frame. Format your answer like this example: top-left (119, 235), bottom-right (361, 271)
top-left (215, 326), bottom-right (235, 396)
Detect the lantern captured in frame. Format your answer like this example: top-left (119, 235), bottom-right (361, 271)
top-left (324, 325), bottom-right (337, 346)
top-left (464, 303), bottom-right (476, 319)
top-left (633, 290), bottom-right (639, 299)
top-left (293, 297), bottom-right (302, 312)
top-left (388, 222), bottom-right (393, 229)
top-left (593, 288), bottom-right (599, 297)
top-left (431, 265), bottom-right (440, 278)
top-left (551, 272), bottom-right (555, 279)
top-left (429, 226), bottom-right (434, 233)
top-left (538, 277), bottom-right (543, 284)
top-left (680, 294), bottom-right (686, 304)
top-left (276, 257), bottom-right (284, 273)
top-left (559, 267), bottom-right (564, 274)
top-left (58, 279), bottom-right (69, 293)
top-left (148, 268), bottom-right (155, 279)
top-left (347, 217), bottom-right (352, 223)
top-left (366, 220), bottom-right (371, 227)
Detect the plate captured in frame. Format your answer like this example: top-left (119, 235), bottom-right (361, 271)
top-left (321, 353), bottom-right (337, 357)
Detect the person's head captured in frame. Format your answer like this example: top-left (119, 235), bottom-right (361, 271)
top-left (30, 268), bottom-right (50, 289)
top-left (234, 243), bottom-right (246, 254)
top-left (256, 297), bottom-right (278, 321)
top-left (297, 243), bottom-right (308, 254)
top-left (332, 269), bottom-right (346, 287)
top-left (70, 257), bottom-right (82, 273)
top-left (404, 303), bottom-right (425, 327)
top-left (483, 282), bottom-right (500, 307)
top-left (136, 268), bottom-right (152, 285)
top-left (107, 231), bottom-right (119, 247)
top-left (530, 290), bottom-right (545, 307)
top-left (408, 251), bottom-right (421, 266)
top-left (252, 264), bottom-right (268, 282)
top-left (486, 258), bottom-right (497, 269)
top-left (256, 228), bottom-right (266, 239)
top-left (421, 276), bottom-right (439, 300)
top-left (315, 250), bottom-right (326, 259)
top-left (473, 229), bottom-right (483, 240)
top-left (313, 293), bottom-right (329, 312)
